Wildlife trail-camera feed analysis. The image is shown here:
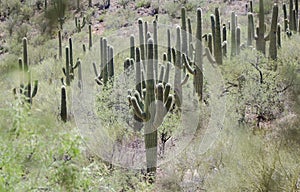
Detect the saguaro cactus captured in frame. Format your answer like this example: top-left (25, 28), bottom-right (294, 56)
top-left (130, 35), bottom-right (135, 60)
top-left (255, 1), bottom-right (278, 56)
top-left (174, 26), bottom-right (183, 108)
top-left (211, 8), bottom-right (222, 64)
top-left (75, 16), bottom-right (86, 32)
top-left (89, 24), bottom-right (92, 50)
top-left (138, 19), bottom-right (145, 62)
top-left (58, 30), bottom-right (62, 59)
top-left (128, 38), bottom-right (173, 180)
top-left (14, 38), bottom-right (39, 105)
top-left (61, 85), bottom-right (67, 122)
top-left (247, 13), bottom-right (255, 47)
top-left (230, 11), bottom-right (237, 57)
top-left (269, 4), bottom-right (279, 61)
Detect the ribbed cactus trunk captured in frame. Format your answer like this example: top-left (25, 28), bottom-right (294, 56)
top-left (277, 24), bottom-right (281, 48)
top-left (138, 19), bottom-right (145, 62)
top-left (269, 4), bottom-right (279, 61)
top-left (236, 26), bottom-right (241, 55)
top-left (247, 13), bottom-right (254, 47)
top-left (214, 8), bottom-right (222, 65)
top-left (194, 8), bottom-right (203, 101)
top-left (144, 38), bottom-right (157, 176)
top-left (89, 24), bottom-right (92, 50)
top-left (130, 35), bottom-right (135, 60)
top-left (167, 29), bottom-right (172, 62)
top-left (58, 30), bottom-right (62, 59)
top-left (290, 0), bottom-right (295, 31)
top-left (65, 47), bottom-right (71, 86)
top-left (61, 86), bottom-right (67, 122)
top-left (174, 27), bottom-right (182, 108)
top-left (256, 0), bottom-right (266, 55)
top-left (153, 20), bottom-right (158, 80)
top-left (181, 7), bottom-right (188, 65)
top-left (230, 11), bottom-right (237, 57)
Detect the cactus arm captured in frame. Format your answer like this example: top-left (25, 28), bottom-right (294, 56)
top-left (183, 54), bottom-right (196, 75)
top-left (131, 97), bottom-right (146, 121)
top-left (181, 74), bottom-right (189, 86)
top-left (92, 62), bottom-right (99, 77)
top-left (164, 95), bottom-right (173, 112)
top-left (163, 62), bottom-right (170, 84)
top-left (163, 83), bottom-right (171, 103)
top-left (205, 47), bottom-right (216, 65)
top-left (158, 66), bottom-right (164, 83)
top-left (31, 80), bottom-right (38, 98)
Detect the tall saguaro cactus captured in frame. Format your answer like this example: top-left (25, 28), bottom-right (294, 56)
top-left (231, 11), bottom-right (237, 57)
top-left (255, 0), bottom-right (267, 55)
top-left (128, 38), bottom-right (173, 180)
top-left (269, 4), bottom-right (279, 61)
top-left (254, 0), bottom-right (278, 56)
top-left (14, 38), bottom-right (39, 105)
top-left (247, 13), bottom-right (255, 47)
top-left (212, 8), bottom-right (222, 65)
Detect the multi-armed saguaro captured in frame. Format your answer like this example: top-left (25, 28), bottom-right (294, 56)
top-left (128, 38), bottom-right (173, 180)
top-left (13, 37), bottom-right (38, 106)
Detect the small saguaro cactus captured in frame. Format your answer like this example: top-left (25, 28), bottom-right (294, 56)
top-left (89, 24), bottom-right (92, 50)
top-left (62, 45), bottom-right (80, 86)
top-left (94, 38), bottom-right (115, 86)
top-left (277, 24), bottom-right (281, 48)
top-left (130, 34), bottom-right (135, 60)
top-left (13, 38), bottom-right (39, 105)
top-left (61, 85), bottom-right (67, 122)
top-left (128, 38), bottom-right (173, 179)
top-left (75, 16), bottom-right (86, 32)
top-left (54, 0), bottom-right (67, 30)
top-left (222, 24), bottom-right (227, 57)
top-left (58, 30), bottom-right (62, 59)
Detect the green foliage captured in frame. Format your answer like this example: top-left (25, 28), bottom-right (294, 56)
top-left (135, 0), bottom-right (151, 8)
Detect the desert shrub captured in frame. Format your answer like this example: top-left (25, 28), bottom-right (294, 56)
top-left (135, 0), bottom-right (151, 8)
